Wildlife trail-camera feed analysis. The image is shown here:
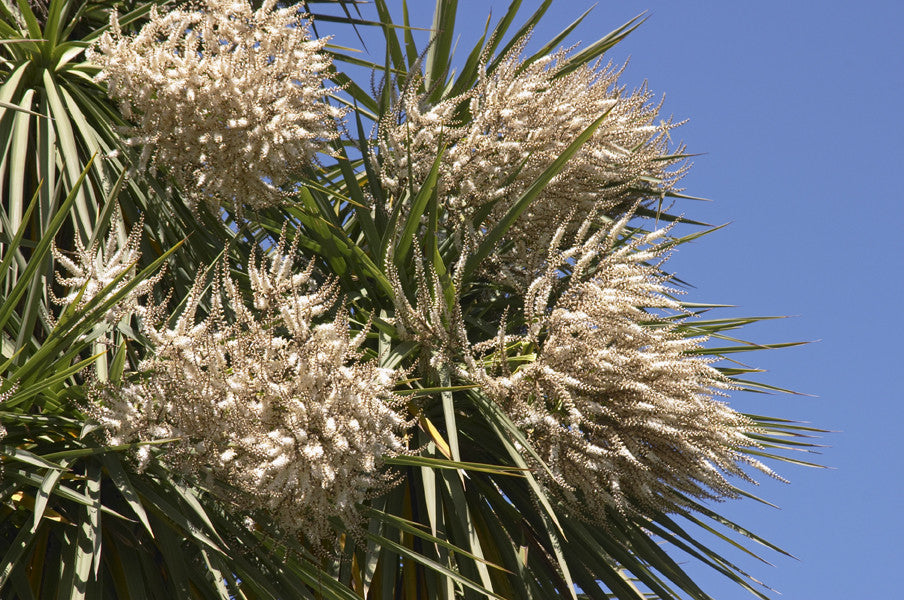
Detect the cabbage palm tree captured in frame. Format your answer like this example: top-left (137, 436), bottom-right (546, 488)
top-left (0, 0), bottom-right (821, 598)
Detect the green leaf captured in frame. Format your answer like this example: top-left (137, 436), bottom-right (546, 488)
top-left (487, 0), bottom-right (553, 73)
top-left (97, 454), bottom-right (151, 537)
top-left (373, 0), bottom-right (406, 75)
top-left (425, 0), bottom-right (458, 99)
top-left (361, 505), bottom-right (509, 572)
top-left (130, 476), bottom-right (224, 554)
top-left (0, 445), bottom-right (67, 470)
top-left (366, 531), bottom-right (506, 600)
top-left (63, 462), bottom-right (101, 599)
top-left (0, 99), bottom-right (48, 117)
top-left (0, 154), bottom-right (90, 334)
top-left (14, 0), bottom-right (42, 39)
top-left (552, 15), bottom-right (645, 79)
top-left (168, 479), bottom-right (228, 549)
top-left (108, 341), bottom-right (127, 384)
top-left (6, 89), bottom-right (36, 241)
top-left (393, 148), bottom-right (443, 269)
top-left (384, 454), bottom-right (525, 476)
top-left (0, 519), bottom-right (38, 588)
top-left (32, 462), bottom-right (67, 532)
top-left (10, 352), bottom-right (103, 408)
top-left (42, 68), bottom-right (95, 232)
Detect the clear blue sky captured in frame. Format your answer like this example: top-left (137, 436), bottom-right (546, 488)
top-left (324, 1), bottom-right (904, 597)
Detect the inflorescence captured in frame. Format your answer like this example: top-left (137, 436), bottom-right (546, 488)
top-left (89, 234), bottom-right (407, 540)
top-left (378, 39), bottom-right (687, 286)
top-left (477, 215), bottom-right (777, 519)
top-left (91, 0), bottom-right (344, 219)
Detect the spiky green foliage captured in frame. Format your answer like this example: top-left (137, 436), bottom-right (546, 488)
top-left (0, 1), bottom-right (823, 599)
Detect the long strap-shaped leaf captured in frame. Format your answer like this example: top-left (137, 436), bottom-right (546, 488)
top-left (0, 175), bottom-right (39, 290)
top-left (7, 88), bottom-right (35, 239)
top-left (385, 454), bottom-right (525, 476)
top-left (0, 100), bottom-right (47, 117)
top-left (100, 454), bottom-right (154, 538)
top-left (360, 505), bottom-right (509, 572)
top-left (0, 517), bottom-right (38, 589)
top-left (43, 69), bottom-right (95, 234)
top-left (392, 148), bottom-right (443, 269)
top-left (0, 155), bottom-right (89, 335)
top-left (372, 0), bottom-right (406, 76)
top-left (551, 15), bottom-right (645, 80)
top-left (487, 0), bottom-right (553, 74)
top-left (366, 530), bottom-right (506, 600)
top-left (424, 0), bottom-right (458, 102)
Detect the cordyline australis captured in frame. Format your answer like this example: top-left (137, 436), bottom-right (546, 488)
top-left (0, 0), bottom-right (820, 598)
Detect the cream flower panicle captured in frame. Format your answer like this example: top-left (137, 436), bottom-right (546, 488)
top-left (51, 207), bottom-right (163, 323)
top-left (0, 382), bottom-right (16, 442)
top-left (378, 38), bottom-right (687, 286)
top-left (90, 232), bottom-right (406, 540)
top-left (90, 0), bottom-right (345, 218)
top-left (476, 214), bottom-right (778, 520)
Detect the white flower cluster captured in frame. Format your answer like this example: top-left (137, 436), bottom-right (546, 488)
top-left (378, 41), bottom-right (686, 284)
top-left (51, 208), bottom-right (162, 322)
top-left (0, 383), bottom-right (15, 442)
top-left (386, 239), bottom-right (471, 360)
top-left (90, 235), bottom-right (405, 539)
top-left (481, 216), bottom-right (774, 519)
top-left (91, 0), bottom-right (344, 219)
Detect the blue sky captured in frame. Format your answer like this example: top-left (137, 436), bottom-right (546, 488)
top-left (324, 1), bottom-right (903, 597)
